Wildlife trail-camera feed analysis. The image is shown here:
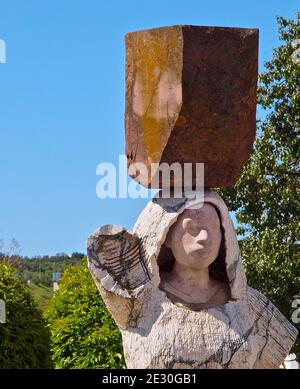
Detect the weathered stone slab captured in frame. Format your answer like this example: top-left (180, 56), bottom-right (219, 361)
top-left (125, 25), bottom-right (259, 188)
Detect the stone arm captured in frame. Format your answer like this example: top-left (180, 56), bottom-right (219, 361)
top-left (87, 224), bottom-right (151, 329)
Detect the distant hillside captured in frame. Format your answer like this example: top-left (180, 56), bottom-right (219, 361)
top-left (17, 252), bottom-right (84, 287)
top-left (0, 252), bottom-right (85, 312)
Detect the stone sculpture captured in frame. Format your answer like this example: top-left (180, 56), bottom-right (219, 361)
top-left (87, 25), bottom-right (298, 368)
top-left (87, 191), bottom-right (298, 368)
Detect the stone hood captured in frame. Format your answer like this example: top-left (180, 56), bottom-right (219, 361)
top-left (132, 190), bottom-right (247, 300)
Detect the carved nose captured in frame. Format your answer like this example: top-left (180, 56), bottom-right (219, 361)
top-left (196, 229), bottom-right (208, 243)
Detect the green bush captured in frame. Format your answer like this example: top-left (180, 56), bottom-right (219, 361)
top-left (0, 261), bottom-right (52, 368)
top-left (45, 259), bottom-right (125, 368)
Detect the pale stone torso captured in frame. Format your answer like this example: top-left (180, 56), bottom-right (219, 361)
top-left (122, 286), bottom-right (260, 369)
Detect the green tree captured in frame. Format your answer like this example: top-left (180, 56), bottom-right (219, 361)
top-left (0, 260), bottom-right (52, 368)
top-left (45, 258), bottom-right (125, 368)
top-left (219, 13), bottom-right (300, 354)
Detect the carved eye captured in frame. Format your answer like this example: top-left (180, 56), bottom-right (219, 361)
top-left (206, 218), bottom-right (220, 231)
top-left (182, 218), bottom-right (198, 233)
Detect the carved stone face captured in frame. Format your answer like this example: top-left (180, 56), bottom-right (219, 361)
top-left (165, 203), bottom-right (222, 271)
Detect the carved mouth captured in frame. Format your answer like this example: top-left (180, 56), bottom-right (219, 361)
top-left (190, 246), bottom-right (208, 255)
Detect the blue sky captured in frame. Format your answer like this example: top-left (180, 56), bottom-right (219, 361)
top-left (0, 0), bottom-right (298, 257)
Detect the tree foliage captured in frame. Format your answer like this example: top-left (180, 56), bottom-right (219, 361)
top-left (219, 13), bottom-right (300, 354)
top-left (45, 258), bottom-right (125, 368)
top-left (0, 261), bottom-right (52, 368)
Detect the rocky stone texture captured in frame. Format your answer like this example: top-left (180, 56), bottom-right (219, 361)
top-left (125, 26), bottom-right (259, 188)
top-left (87, 225), bottom-right (150, 299)
top-left (87, 191), bottom-right (298, 368)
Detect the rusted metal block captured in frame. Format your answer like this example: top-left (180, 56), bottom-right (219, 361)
top-left (125, 25), bottom-right (258, 188)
